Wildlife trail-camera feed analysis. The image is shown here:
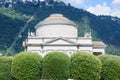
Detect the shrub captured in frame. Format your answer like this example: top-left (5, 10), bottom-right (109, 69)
top-left (99, 54), bottom-right (120, 80)
top-left (42, 52), bottom-right (70, 79)
top-left (70, 52), bottom-right (102, 80)
top-left (11, 52), bottom-right (42, 80)
top-left (0, 56), bottom-right (13, 80)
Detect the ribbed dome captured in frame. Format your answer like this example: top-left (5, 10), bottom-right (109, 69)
top-left (35, 14), bottom-right (78, 29)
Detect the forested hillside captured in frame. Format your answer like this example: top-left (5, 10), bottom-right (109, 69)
top-left (0, 0), bottom-right (120, 55)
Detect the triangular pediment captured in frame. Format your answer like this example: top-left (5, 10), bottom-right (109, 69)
top-left (42, 38), bottom-right (78, 45)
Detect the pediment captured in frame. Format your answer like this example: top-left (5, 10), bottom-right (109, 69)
top-left (42, 38), bottom-right (78, 45)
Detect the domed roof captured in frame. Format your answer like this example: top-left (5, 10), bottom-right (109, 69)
top-left (35, 14), bottom-right (78, 29)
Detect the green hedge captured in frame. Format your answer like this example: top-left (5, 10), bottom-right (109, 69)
top-left (11, 52), bottom-right (42, 80)
top-left (2, 51), bottom-right (120, 80)
top-left (99, 54), bottom-right (120, 80)
top-left (42, 52), bottom-right (70, 79)
top-left (0, 56), bottom-right (13, 80)
top-left (70, 52), bottom-right (102, 80)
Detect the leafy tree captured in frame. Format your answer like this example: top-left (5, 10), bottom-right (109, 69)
top-left (0, 56), bottom-right (13, 80)
top-left (42, 52), bottom-right (70, 79)
top-left (70, 52), bottom-right (102, 80)
top-left (99, 54), bottom-right (120, 80)
top-left (0, 0), bottom-right (120, 55)
top-left (11, 52), bottom-right (42, 80)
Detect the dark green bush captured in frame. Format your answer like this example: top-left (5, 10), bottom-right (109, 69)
top-left (70, 52), bottom-right (102, 80)
top-left (11, 52), bottom-right (42, 80)
top-left (42, 52), bottom-right (70, 79)
top-left (99, 54), bottom-right (120, 80)
top-left (0, 56), bottom-right (13, 80)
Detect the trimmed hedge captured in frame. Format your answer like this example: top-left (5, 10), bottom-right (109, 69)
top-left (42, 52), bottom-right (70, 79)
top-left (99, 54), bottom-right (120, 80)
top-left (0, 56), bottom-right (13, 80)
top-left (70, 52), bottom-right (102, 80)
top-left (11, 52), bottom-right (42, 80)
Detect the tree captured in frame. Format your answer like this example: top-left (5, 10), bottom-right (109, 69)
top-left (0, 56), bottom-right (13, 80)
top-left (70, 52), bottom-right (102, 80)
top-left (99, 54), bottom-right (120, 80)
top-left (11, 52), bottom-right (42, 80)
top-left (42, 52), bottom-right (70, 79)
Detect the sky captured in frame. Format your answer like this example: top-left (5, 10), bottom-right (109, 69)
top-left (62, 0), bottom-right (120, 18)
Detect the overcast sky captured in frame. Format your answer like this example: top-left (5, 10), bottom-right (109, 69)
top-left (61, 0), bottom-right (120, 18)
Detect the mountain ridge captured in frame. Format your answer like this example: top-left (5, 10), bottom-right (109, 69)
top-left (0, 0), bottom-right (120, 55)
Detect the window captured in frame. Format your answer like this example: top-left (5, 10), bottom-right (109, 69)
top-left (93, 52), bottom-right (102, 56)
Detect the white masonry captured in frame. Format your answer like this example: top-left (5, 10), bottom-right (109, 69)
top-left (23, 14), bottom-right (106, 56)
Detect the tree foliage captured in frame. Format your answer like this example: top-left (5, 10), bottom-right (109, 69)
top-left (0, 8), bottom-right (30, 55)
top-left (0, 0), bottom-right (120, 55)
top-left (99, 54), bottom-right (120, 80)
top-left (70, 52), bottom-right (102, 80)
top-left (11, 52), bottom-right (42, 80)
top-left (42, 52), bottom-right (70, 79)
top-left (0, 56), bottom-right (13, 80)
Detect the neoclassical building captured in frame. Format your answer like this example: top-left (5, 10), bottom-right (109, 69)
top-left (23, 14), bottom-right (106, 56)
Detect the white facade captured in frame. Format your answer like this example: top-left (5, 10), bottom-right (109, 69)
top-left (36, 25), bottom-right (78, 37)
top-left (23, 14), bottom-right (106, 56)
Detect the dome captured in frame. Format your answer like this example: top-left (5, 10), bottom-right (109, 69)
top-left (35, 14), bottom-right (78, 29)
top-left (35, 14), bottom-right (78, 37)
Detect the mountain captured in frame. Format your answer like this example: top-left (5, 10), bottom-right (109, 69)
top-left (0, 0), bottom-right (120, 56)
